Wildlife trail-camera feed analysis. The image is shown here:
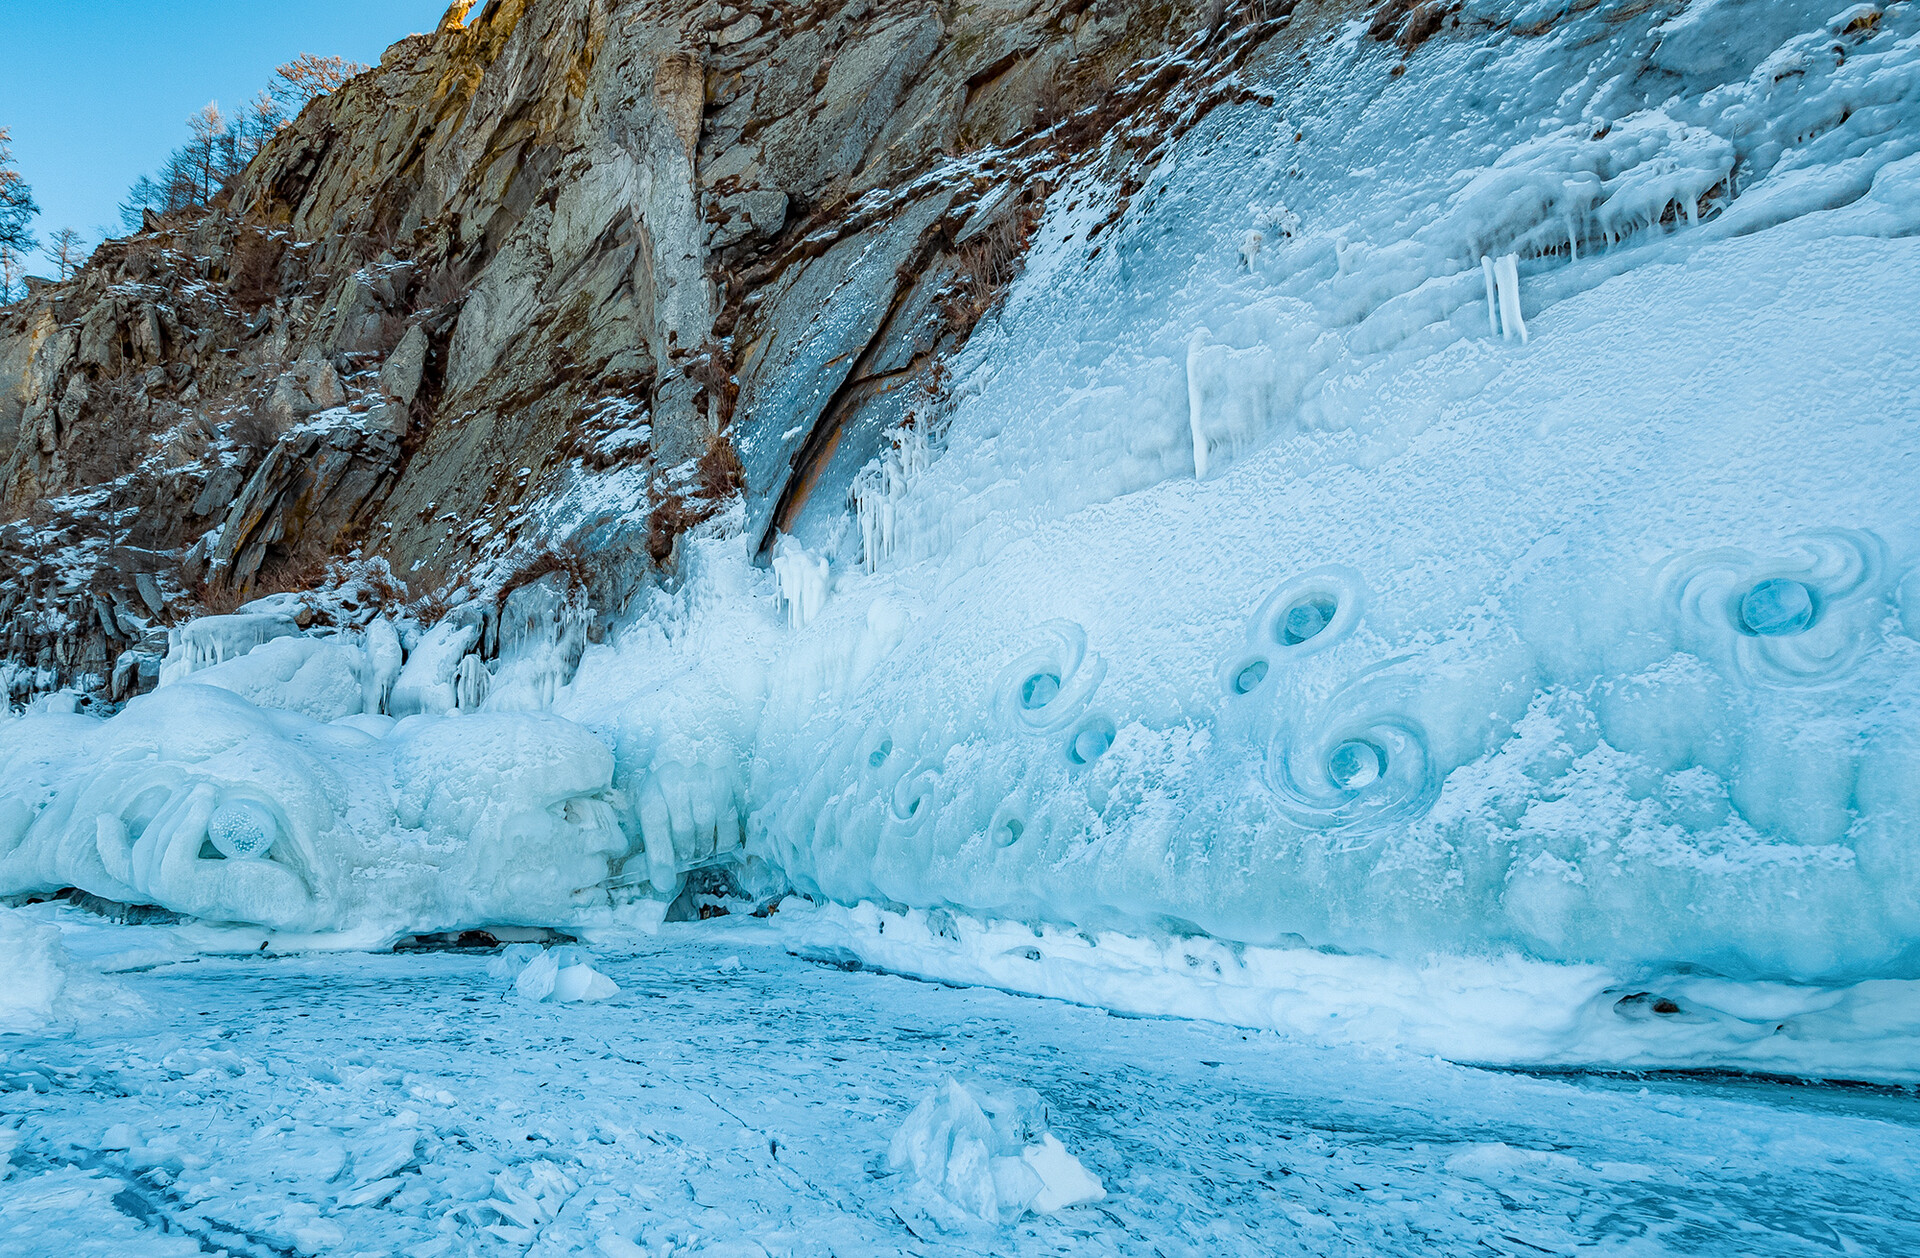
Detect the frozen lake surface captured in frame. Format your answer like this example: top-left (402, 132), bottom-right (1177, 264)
top-left (5, 915), bottom-right (1919, 1257)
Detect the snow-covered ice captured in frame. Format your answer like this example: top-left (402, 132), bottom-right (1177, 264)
top-left (4, 904), bottom-right (1918, 1257)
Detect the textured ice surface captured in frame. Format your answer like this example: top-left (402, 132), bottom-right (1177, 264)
top-left (0, 685), bottom-right (629, 933)
top-left (556, 0), bottom-right (1920, 992)
top-left (5, 906), bottom-right (1918, 1258)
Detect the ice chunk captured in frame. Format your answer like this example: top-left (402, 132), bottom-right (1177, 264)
top-left (388, 619), bottom-right (480, 717)
top-left (454, 653), bottom-right (492, 711)
top-left (551, 962), bottom-right (619, 1002)
top-left (205, 797), bottom-right (280, 860)
top-left (0, 912), bottom-right (76, 1027)
top-left (487, 578), bottom-right (590, 712)
top-left (1186, 327), bottom-right (1284, 479)
top-left (1023, 1133), bottom-right (1107, 1213)
top-left (514, 949), bottom-right (559, 1000)
top-left (362, 617), bottom-right (404, 715)
top-left (635, 759), bottom-right (742, 894)
top-left (0, 908), bottom-right (136, 1029)
top-left (1483, 253), bottom-right (1529, 343)
top-left (1739, 577), bottom-right (1816, 636)
top-left (888, 1076), bottom-right (1102, 1223)
top-left (507, 947), bottom-right (620, 1002)
top-left (853, 421), bottom-right (934, 572)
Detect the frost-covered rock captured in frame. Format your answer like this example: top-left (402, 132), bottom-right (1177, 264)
top-left (555, 0), bottom-right (1920, 994)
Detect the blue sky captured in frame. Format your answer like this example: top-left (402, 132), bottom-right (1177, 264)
top-left (0, 0), bottom-right (448, 260)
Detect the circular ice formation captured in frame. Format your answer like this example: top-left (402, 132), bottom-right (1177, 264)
top-left (991, 803), bottom-right (1029, 848)
top-left (1659, 529), bottom-right (1888, 686)
top-left (1247, 566), bottom-right (1367, 663)
top-left (1739, 579), bottom-right (1815, 637)
top-left (1327, 739), bottom-right (1386, 791)
top-left (206, 797), bottom-right (279, 861)
top-left (1067, 716), bottom-right (1117, 766)
top-left (1232, 658), bottom-right (1270, 695)
top-left (1021, 673), bottom-right (1062, 710)
top-left (1265, 664), bottom-right (1436, 835)
top-left (890, 766), bottom-right (942, 826)
top-left (994, 622), bottom-right (1106, 733)
top-left (1281, 597), bottom-right (1337, 646)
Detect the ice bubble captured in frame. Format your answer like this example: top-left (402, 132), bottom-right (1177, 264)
top-left (999, 816), bottom-right (1025, 846)
top-left (1328, 739), bottom-right (1386, 792)
top-left (1021, 672), bottom-right (1062, 710)
top-left (1069, 718), bottom-right (1116, 766)
top-left (1233, 659), bottom-right (1269, 694)
top-left (1281, 597), bottom-right (1336, 646)
top-left (1740, 578), bottom-right (1816, 636)
top-left (869, 738), bottom-right (893, 769)
top-left (206, 798), bottom-right (279, 860)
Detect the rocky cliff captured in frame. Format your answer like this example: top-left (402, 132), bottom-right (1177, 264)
top-left (0, 0), bottom-right (1325, 707)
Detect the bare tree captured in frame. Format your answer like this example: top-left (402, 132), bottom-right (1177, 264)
top-left (43, 227), bottom-right (88, 280)
top-left (269, 54), bottom-right (367, 111)
top-left (0, 242), bottom-right (27, 304)
top-left (0, 127), bottom-right (37, 294)
top-left (118, 90), bottom-right (291, 229)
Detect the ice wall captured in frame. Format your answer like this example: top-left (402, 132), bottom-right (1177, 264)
top-left (557, 0), bottom-right (1920, 984)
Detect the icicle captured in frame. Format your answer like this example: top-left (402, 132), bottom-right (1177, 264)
top-left (852, 421), bottom-right (934, 572)
top-left (1495, 254), bottom-right (1528, 344)
top-left (1187, 330), bottom-right (1213, 478)
top-left (771, 535), bottom-right (830, 630)
top-left (453, 653), bottom-right (492, 712)
top-left (1238, 229), bottom-right (1263, 269)
top-left (1566, 219), bottom-right (1578, 261)
top-left (1481, 255), bottom-right (1501, 337)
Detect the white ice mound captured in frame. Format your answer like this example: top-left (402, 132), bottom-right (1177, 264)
top-left (495, 944), bottom-right (621, 1003)
top-left (888, 1076), bottom-right (1104, 1227)
top-left (0, 684), bottom-right (630, 934)
top-left (188, 636), bottom-right (370, 723)
top-left (0, 909), bottom-right (137, 1031)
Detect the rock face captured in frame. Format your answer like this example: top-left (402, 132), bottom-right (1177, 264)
top-left (0, 0), bottom-right (1295, 705)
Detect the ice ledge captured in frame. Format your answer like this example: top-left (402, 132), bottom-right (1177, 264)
top-left (776, 899), bottom-right (1920, 1085)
